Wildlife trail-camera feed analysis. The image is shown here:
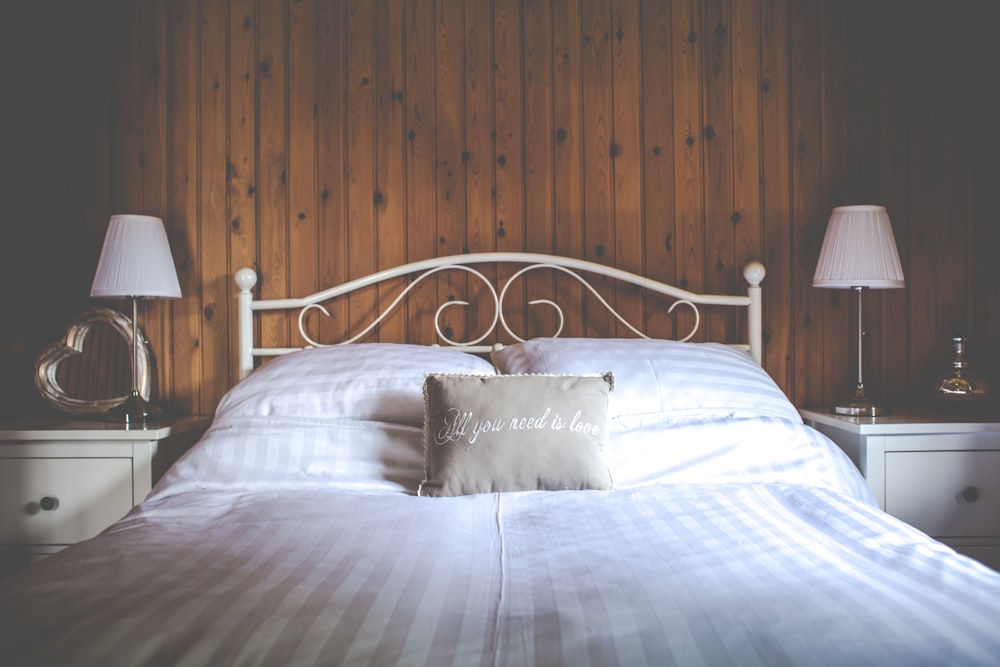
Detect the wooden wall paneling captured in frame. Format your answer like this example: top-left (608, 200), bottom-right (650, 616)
top-left (818, 0), bottom-right (849, 408)
top-left (671, 0), bottom-right (704, 342)
top-left (905, 10), bottom-right (951, 393)
top-left (405, 0), bottom-right (438, 345)
top-left (463, 0), bottom-right (497, 341)
top-left (730, 0), bottom-right (763, 343)
top-left (551, 0), bottom-right (586, 339)
top-left (375, 0), bottom-right (407, 343)
top-left (40, 0), bottom-right (118, 402)
top-left (317, 0), bottom-right (349, 345)
top-left (874, 1), bottom-right (911, 406)
top-left (257, 0), bottom-right (289, 352)
top-left (228, 0), bottom-right (259, 382)
top-left (107, 0), bottom-right (144, 393)
top-left (979, 28), bottom-right (1000, 390)
top-left (11, 0), bottom-right (1000, 420)
top-left (109, 0), bottom-right (142, 225)
top-left (523, 0), bottom-right (557, 340)
top-left (610, 0), bottom-right (644, 336)
top-left (346, 0), bottom-right (377, 341)
top-left (934, 16), bottom-right (973, 388)
top-left (638, 0), bottom-right (675, 341)
top-left (81, 5), bottom-right (114, 296)
top-left (789, 0), bottom-right (823, 408)
top-left (958, 13), bottom-right (992, 389)
top-left (167, 0), bottom-right (203, 412)
top-left (493, 0), bottom-right (527, 341)
top-left (290, 0), bottom-right (321, 353)
top-left (581, 0), bottom-right (614, 337)
top-left (72, 8), bottom-right (115, 414)
top-left (759, 0), bottom-right (792, 386)
top-left (139, 2), bottom-right (173, 405)
top-left (434, 0), bottom-right (468, 344)
top-left (197, 0), bottom-right (231, 413)
top-left (988, 93), bottom-right (1000, 390)
top-left (701, 0), bottom-right (735, 343)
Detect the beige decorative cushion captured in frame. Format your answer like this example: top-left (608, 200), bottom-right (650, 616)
top-left (418, 373), bottom-right (614, 497)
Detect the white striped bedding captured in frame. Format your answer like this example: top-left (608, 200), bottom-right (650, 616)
top-left (3, 479), bottom-right (999, 665)
top-left (3, 342), bottom-right (1000, 665)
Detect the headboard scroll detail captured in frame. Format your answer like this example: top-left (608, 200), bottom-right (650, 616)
top-left (235, 252), bottom-right (765, 380)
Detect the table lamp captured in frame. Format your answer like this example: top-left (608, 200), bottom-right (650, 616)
top-left (813, 205), bottom-right (905, 416)
top-left (90, 214), bottom-right (182, 426)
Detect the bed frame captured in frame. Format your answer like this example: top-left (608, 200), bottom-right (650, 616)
top-left (235, 252), bottom-right (765, 380)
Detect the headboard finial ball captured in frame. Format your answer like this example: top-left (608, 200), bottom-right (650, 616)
top-left (743, 261), bottom-right (766, 286)
top-left (235, 267), bottom-right (258, 290)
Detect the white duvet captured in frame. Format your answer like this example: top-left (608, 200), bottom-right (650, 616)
top-left (3, 342), bottom-right (1000, 666)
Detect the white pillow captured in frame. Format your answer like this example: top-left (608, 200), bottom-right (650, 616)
top-left (491, 338), bottom-right (801, 428)
top-left (217, 343), bottom-right (498, 426)
top-left (152, 345), bottom-right (499, 497)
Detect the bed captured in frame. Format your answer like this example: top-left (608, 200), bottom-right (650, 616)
top-left (3, 253), bottom-right (999, 666)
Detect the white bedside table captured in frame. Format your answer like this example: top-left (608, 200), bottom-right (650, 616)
top-left (0, 415), bottom-right (210, 575)
top-left (801, 407), bottom-right (1000, 571)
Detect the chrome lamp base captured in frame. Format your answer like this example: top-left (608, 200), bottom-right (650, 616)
top-left (105, 390), bottom-right (164, 428)
top-left (834, 385), bottom-right (891, 417)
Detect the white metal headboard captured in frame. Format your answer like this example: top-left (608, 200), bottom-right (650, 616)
top-left (235, 252), bottom-right (765, 380)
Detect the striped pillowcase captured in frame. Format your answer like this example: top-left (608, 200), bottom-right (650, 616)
top-left (491, 338), bottom-right (801, 430)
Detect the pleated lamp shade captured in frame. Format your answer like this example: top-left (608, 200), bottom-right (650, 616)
top-left (812, 205), bottom-right (905, 289)
top-left (90, 214), bottom-right (182, 299)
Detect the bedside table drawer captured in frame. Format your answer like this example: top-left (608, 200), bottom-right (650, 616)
top-left (884, 450), bottom-right (1000, 538)
top-left (0, 458), bottom-right (134, 545)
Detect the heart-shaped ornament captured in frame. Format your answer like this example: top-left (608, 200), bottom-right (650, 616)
top-left (34, 307), bottom-right (152, 416)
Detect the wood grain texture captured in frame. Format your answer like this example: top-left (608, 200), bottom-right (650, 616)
top-left (3, 0), bottom-right (998, 418)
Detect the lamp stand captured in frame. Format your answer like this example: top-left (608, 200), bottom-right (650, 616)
top-left (835, 286), bottom-right (890, 417)
top-left (105, 296), bottom-right (164, 427)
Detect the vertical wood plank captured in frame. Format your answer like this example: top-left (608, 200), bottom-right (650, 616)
top-left (228, 0), bottom-right (259, 382)
top-left (110, 0), bottom-right (143, 214)
top-left (874, 0), bottom-right (911, 406)
top-left (139, 1), bottom-right (173, 405)
top-left (375, 0), bottom-right (407, 342)
top-left (789, 0), bottom-right (824, 407)
top-left (731, 0), bottom-right (763, 343)
top-left (197, 0), bottom-right (231, 413)
top-left (701, 0), bottom-right (735, 342)
top-left (581, 0), bottom-right (614, 336)
top-left (818, 0), bottom-right (849, 408)
top-left (494, 0), bottom-right (526, 339)
top-left (966, 12), bottom-right (999, 392)
top-left (671, 0), bottom-right (704, 340)
top-left (464, 0), bottom-right (497, 340)
top-left (523, 0), bottom-right (557, 338)
top-left (257, 0), bottom-right (288, 350)
top-left (640, 0), bottom-right (675, 340)
top-left (611, 0), bottom-right (644, 335)
top-left (760, 0), bottom-right (792, 388)
top-left (552, 0), bottom-right (586, 339)
top-left (289, 0), bottom-right (320, 346)
top-left (905, 4), bottom-right (945, 396)
top-left (317, 0), bottom-right (349, 344)
top-left (346, 0), bottom-right (377, 338)
top-left (167, 0), bottom-right (203, 411)
top-left (435, 0), bottom-right (468, 343)
top-left (108, 0), bottom-right (146, 398)
top-left (80, 4), bottom-right (114, 285)
top-left (405, 0), bottom-right (437, 344)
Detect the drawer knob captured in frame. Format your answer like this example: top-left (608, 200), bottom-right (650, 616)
top-left (39, 496), bottom-right (60, 511)
top-left (958, 486), bottom-right (980, 504)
